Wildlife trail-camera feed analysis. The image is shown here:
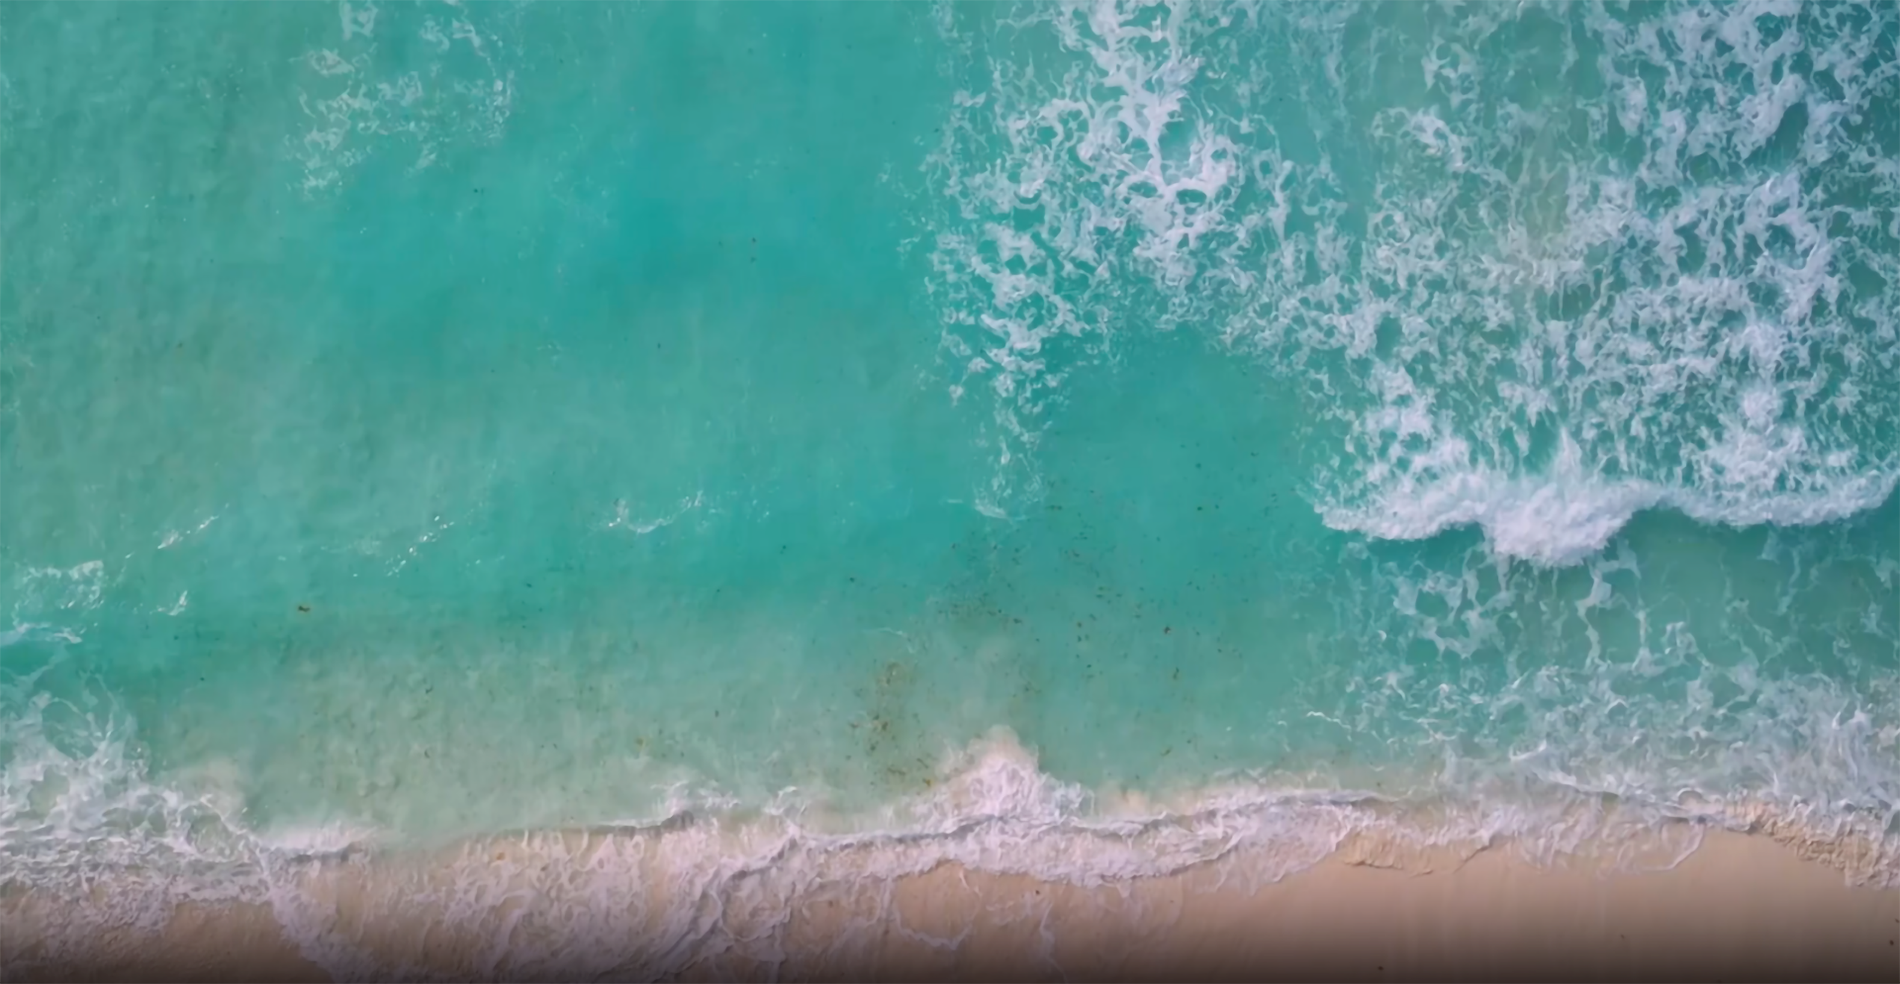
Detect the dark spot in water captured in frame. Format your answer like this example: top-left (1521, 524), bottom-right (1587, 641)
top-left (296, 604), bottom-right (310, 613)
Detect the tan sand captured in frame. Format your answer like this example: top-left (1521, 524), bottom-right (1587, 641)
top-left (6, 830), bottom-right (1896, 983)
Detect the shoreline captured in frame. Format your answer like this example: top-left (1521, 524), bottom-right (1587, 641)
top-left (7, 829), bottom-right (1895, 983)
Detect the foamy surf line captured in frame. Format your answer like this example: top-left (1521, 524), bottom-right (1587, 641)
top-left (4, 734), bottom-right (1896, 982)
top-left (1322, 465), bottom-right (1900, 567)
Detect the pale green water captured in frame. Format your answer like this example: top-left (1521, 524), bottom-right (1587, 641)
top-left (2, 0), bottom-right (1898, 973)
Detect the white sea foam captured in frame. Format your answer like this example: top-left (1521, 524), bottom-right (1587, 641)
top-left (9, 560), bottom-right (107, 617)
top-left (1322, 434), bottom-right (1900, 565)
top-left (927, 0), bottom-right (1900, 565)
top-left (157, 514), bottom-right (218, 550)
top-left (292, 0), bottom-right (520, 192)
top-left (606, 492), bottom-right (705, 536)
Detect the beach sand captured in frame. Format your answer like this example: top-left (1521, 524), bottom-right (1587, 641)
top-left (7, 830), bottom-right (1896, 983)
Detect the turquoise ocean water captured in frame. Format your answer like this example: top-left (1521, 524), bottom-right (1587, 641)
top-left (3, 0), bottom-right (1898, 975)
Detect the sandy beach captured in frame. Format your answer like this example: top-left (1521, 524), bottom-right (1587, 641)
top-left (8, 829), bottom-right (1895, 983)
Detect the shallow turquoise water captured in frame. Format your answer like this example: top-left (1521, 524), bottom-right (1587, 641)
top-left (2, 0), bottom-right (1898, 959)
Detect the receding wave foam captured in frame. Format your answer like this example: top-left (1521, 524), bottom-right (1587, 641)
top-left (926, 0), bottom-right (1900, 563)
top-left (5, 714), bottom-right (1895, 981)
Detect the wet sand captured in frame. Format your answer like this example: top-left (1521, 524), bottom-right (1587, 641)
top-left (7, 829), bottom-right (1896, 983)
